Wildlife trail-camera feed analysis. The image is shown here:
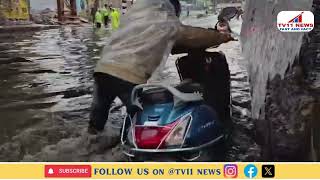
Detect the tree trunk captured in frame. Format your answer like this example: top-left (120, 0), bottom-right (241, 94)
top-left (57, 0), bottom-right (64, 21)
top-left (70, 0), bottom-right (77, 16)
top-left (241, 0), bottom-right (319, 161)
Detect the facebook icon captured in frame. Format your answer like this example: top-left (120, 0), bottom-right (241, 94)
top-left (244, 164), bottom-right (258, 178)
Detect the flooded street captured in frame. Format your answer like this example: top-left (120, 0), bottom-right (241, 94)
top-left (0, 15), bottom-right (259, 161)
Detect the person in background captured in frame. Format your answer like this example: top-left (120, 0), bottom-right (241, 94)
top-left (91, 7), bottom-right (96, 24)
top-left (109, 3), bottom-right (113, 12)
top-left (101, 4), bottom-right (110, 27)
top-left (116, 8), bottom-right (121, 24)
top-left (88, 0), bottom-right (235, 135)
top-left (110, 8), bottom-right (120, 30)
top-left (95, 9), bottom-right (103, 28)
top-left (187, 7), bottom-right (190, 16)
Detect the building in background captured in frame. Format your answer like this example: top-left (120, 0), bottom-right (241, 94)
top-left (0, 0), bottom-right (135, 25)
top-left (0, 0), bottom-right (30, 24)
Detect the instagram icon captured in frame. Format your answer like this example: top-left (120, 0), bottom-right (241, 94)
top-left (224, 164), bottom-right (238, 178)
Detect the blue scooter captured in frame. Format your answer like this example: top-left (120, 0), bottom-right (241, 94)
top-left (121, 51), bottom-right (231, 161)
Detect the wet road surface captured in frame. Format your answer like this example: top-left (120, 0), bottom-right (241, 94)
top-left (0, 16), bottom-right (260, 161)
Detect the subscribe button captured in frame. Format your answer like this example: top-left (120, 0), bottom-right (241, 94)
top-left (45, 165), bottom-right (91, 178)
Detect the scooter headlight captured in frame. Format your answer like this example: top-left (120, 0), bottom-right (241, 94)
top-left (164, 114), bottom-right (191, 147)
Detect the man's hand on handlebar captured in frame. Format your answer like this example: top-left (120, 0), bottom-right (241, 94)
top-left (171, 25), bottom-right (238, 55)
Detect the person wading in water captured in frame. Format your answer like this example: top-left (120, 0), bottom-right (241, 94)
top-left (88, 0), bottom-right (236, 135)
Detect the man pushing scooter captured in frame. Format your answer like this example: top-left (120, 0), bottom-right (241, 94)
top-left (88, 0), bottom-right (236, 135)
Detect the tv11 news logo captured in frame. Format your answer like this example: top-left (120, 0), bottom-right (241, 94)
top-left (277, 11), bottom-right (314, 32)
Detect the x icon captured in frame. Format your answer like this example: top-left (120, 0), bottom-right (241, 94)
top-left (264, 167), bottom-right (272, 176)
top-left (262, 165), bottom-right (275, 178)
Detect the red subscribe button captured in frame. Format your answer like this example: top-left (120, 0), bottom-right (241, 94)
top-left (45, 165), bottom-right (91, 178)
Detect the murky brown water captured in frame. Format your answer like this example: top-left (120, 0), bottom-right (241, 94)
top-left (0, 17), bottom-right (260, 161)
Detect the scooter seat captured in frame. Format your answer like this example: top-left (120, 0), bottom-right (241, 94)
top-left (141, 88), bottom-right (173, 104)
top-left (175, 81), bottom-right (204, 94)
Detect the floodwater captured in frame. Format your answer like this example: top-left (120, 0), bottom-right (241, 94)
top-left (0, 15), bottom-right (259, 161)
